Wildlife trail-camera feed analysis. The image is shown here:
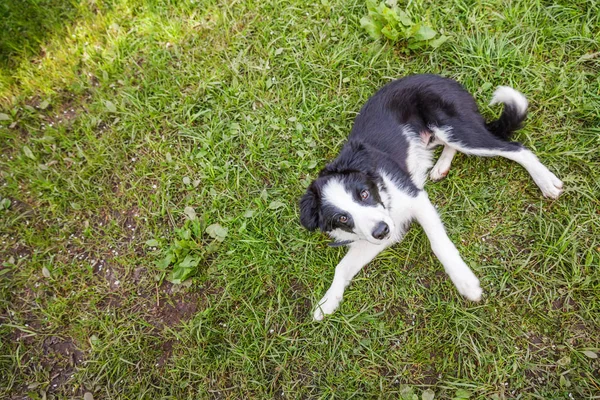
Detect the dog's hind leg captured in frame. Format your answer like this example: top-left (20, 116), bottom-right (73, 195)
top-left (430, 146), bottom-right (457, 181)
top-left (455, 142), bottom-right (562, 198)
top-left (473, 146), bottom-right (563, 199)
top-left (430, 126), bottom-right (563, 198)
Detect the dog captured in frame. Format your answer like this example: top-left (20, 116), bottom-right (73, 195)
top-left (299, 74), bottom-right (563, 321)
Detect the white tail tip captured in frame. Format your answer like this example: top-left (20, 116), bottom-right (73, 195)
top-left (489, 86), bottom-right (528, 116)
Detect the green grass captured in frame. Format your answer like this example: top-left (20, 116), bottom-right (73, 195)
top-left (1, 0), bottom-right (599, 398)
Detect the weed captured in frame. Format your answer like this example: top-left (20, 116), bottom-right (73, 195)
top-left (0, 196), bottom-right (10, 211)
top-left (152, 210), bottom-right (226, 284)
top-left (360, 0), bottom-right (448, 50)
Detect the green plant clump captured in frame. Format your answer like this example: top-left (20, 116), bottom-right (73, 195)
top-left (360, 0), bottom-right (448, 50)
top-left (152, 212), bottom-right (227, 284)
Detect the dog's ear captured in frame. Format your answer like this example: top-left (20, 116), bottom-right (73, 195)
top-left (299, 185), bottom-right (319, 231)
top-left (321, 141), bottom-right (374, 176)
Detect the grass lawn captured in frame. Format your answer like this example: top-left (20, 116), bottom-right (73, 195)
top-left (1, 0), bottom-right (599, 398)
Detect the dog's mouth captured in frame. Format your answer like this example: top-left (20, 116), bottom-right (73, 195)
top-left (328, 240), bottom-right (353, 247)
top-left (329, 237), bottom-right (388, 246)
top-left (365, 236), bottom-right (389, 245)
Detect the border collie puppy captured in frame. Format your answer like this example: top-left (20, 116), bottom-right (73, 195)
top-left (300, 74), bottom-right (563, 321)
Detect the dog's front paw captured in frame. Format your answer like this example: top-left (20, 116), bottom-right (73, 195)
top-left (313, 292), bottom-right (342, 321)
top-left (429, 165), bottom-right (449, 182)
top-left (539, 172), bottom-right (564, 199)
top-left (531, 166), bottom-right (564, 199)
top-left (453, 272), bottom-right (483, 302)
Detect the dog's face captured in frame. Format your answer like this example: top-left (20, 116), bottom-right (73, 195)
top-left (299, 142), bottom-right (395, 245)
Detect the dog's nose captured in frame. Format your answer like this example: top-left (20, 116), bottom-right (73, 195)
top-left (372, 222), bottom-right (389, 240)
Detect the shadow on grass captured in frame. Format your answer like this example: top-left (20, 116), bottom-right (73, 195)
top-left (0, 0), bottom-right (80, 73)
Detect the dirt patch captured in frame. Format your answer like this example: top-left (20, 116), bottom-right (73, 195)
top-left (570, 322), bottom-right (587, 333)
top-left (1, 197), bottom-right (37, 262)
top-left (102, 206), bottom-right (140, 244)
top-left (288, 278), bottom-right (306, 298)
top-left (155, 339), bottom-right (175, 368)
top-left (93, 268), bottom-right (205, 326)
top-left (62, 206), bottom-right (144, 291)
top-left (1, 197), bottom-right (34, 215)
top-left (292, 298), bottom-right (311, 321)
top-left (151, 282), bottom-right (200, 328)
top-left (405, 363), bottom-right (440, 386)
top-left (41, 336), bottom-right (85, 394)
top-left (524, 367), bottom-right (548, 386)
top-left (154, 294), bottom-right (198, 327)
top-left (5, 243), bottom-right (33, 261)
top-left (133, 266), bottom-right (146, 283)
top-left (13, 93), bottom-right (83, 139)
top-left (143, 279), bottom-right (224, 329)
top-left (43, 105), bottom-right (79, 126)
top-left (524, 332), bottom-right (558, 363)
top-left (3, 285), bottom-right (42, 369)
top-left (526, 333), bottom-right (545, 354)
top-left (97, 292), bottom-right (124, 309)
top-left (384, 299), bottom-right (408, 319)
top-left (288, 278), bottom-right (311, 321)
top-left (416, 276), bottom-right (431, 289)
top-left (420, 367), bottom-right (440, 385)
top-left (551, 295), bottom-right (577, 312)
top-left (9, 315), bottom-right (41, 348)
top-left (99, 265), bottom-right (123, 292)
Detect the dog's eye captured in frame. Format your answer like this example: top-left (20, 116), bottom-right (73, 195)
top-left (338, 215), bottom-right (348, 223)
top-left (360, 189), bottom-right (370, 200)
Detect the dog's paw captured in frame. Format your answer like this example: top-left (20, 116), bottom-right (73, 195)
top-left (313, 308), bottom-right (326, 321)
top-left (454, 273), bottom-right (483, 302)
top-left (539, 173), bottom-right (564, 199)
top-left (532, 167), bottom-right (563, 199)
top-left (429, 165), bottom-right (449, 182)
top-left (313, 292), bottom-right (341, 321)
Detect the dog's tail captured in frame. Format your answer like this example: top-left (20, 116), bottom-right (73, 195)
top-left (486, 86), bottom-right (528, 140)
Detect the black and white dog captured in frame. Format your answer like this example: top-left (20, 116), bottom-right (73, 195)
top-left (299, 74), bottom-right (563, 321)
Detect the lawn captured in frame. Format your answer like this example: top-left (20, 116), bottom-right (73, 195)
top-left (1, 0), bottom-right (599, 398)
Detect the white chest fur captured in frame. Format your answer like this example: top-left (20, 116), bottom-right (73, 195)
top-left (402, 126), bottom-right (434, 189)
top-left (380, 173), bottom-right (419, 243)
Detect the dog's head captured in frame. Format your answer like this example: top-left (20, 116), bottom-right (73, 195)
top-left (299, 141), bottom-right (395, 245)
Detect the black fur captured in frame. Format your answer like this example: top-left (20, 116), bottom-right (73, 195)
top-left (299, 186), bottom-right (319, 231)
top-left (350, 74), bottom-right (525, 159)
top-left (319, 141), bottom-right (377, 178)
top-left (486, 104), bottom-right (525, 140)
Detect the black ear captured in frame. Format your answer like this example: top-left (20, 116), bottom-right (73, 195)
top-left (299, 186), bottom-right (319, 231)
top-left (321, 141), bottom-right (374, 176)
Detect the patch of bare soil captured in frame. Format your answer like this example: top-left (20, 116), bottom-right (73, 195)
top-left (526, 333), bottom-right (546, 355)
top-left (151, 282), bottom-right (200, 328)
top-left (156, 339), bottom-right (175, 368)
top-left (405, 363), bottom-right (440, 386)
top-left (41, 336), bottom-right (85, 394)
top-left (524, 366), bottom-right (548, 386)
top-left (146, 281), bottom-right (223, 368)
top-left (551, 295), bottom-right (577, 312)
top-left (288, 278), bottom-right (311, 321)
